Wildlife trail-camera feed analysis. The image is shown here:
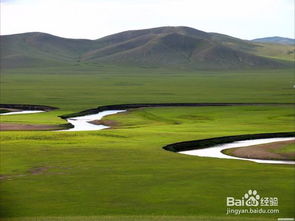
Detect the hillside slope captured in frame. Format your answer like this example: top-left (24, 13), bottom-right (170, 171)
top-left (0, 32), bottom-right (99, 68)
top-left (1, 27), bottom-right (293, 69)
top-left (252, 37), bottom-right (295, 45)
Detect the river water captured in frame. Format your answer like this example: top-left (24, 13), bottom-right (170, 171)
top-left (60, 110), bottom-right (126, 131)
top-left (179, 137), bottom-right (295, 164)
top-left (0, 110), bottom-right (44, 115)
top-left (2, 109), bottom-right (294, 164)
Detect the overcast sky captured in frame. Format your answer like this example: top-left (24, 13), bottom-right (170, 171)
top-left (0, 0), bottom-right (294, 40)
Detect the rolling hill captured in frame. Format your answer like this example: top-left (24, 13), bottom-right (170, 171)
top-left (1, 26), bottom-right (293, 69)
top-left (252, 36), bottom-right (295, 45)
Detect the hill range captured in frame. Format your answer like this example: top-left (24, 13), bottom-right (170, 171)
top-left (1, 26), bottom-right (294, 69)
top-left (252, 36), bottom-right (295, 45)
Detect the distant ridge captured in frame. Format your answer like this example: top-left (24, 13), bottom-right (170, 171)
top-left (1, 26), bottom-right (293, 69)
top-left (252, 36), bottom-right (295, 45)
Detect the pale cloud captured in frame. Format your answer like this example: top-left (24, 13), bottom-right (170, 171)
top-left (0, 0), bottom-right (293, 40)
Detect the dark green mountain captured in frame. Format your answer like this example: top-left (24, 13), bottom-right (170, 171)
top-left (1, 26), bottom-right (292, 69)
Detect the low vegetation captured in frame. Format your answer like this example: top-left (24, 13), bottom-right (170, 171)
top-left (1, 105), bottom-right (294, 220)
top-left (0, 64), bottom-right (294, 220)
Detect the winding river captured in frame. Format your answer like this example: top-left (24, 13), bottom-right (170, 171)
top-left (60, 110), bottom-right (126, 131)
top-left (1, 106), bottom-right (294, 165)
top-left (0, 109), bottom-right (126, 132)
top-left (179, 137), bottom-right (295, 164)
top-left (0, 110), bottom-right (44, 115)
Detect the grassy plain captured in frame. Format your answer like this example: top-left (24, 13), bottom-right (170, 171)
top-left (0, 215), bottom-right (277, 221)
top-left (1, 66), bottom-right (294, 111)
top-left (273, 143), bottom-right (295, 154)
top-left (1, 66), bottom-right (295, 220)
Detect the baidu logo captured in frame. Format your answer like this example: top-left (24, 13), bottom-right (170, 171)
top-left (226, 189), bottom-right (278, 207)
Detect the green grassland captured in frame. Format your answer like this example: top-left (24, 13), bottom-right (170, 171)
top-left (1, 66), bottom-right (294, 111)
top-left (1, 66), bottom-right (295, 220)
top-left (0, 215), bottom-right (277, 221)
top-left (273, 143), bottom-right (295, 154)
top-left (1, 105), bottom-right (294, 220)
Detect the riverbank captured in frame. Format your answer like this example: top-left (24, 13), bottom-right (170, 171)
top-left (0, 123), bottom-right (64, 131)
top-left (1, 104), bottom-right (295, 218)
top-left (0, 105), bottom-right (67, 131)
top-left (222, 140), bottom-right (295, 161)
top-left (163, 132), bottom-right (295, 152)
top-left (0, 104), bottom-right (58, 112)
top-left (59, 102), bottom-right (295, 119)
top-left (4, 103), bottom-right (294, 132)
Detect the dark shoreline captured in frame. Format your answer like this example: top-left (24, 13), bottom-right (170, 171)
top-left (0, 104), bottom-right (58, 111)
top-left (163, 132), bottom-right (295, 152)
top-left (59, 102), bottom-right (295, 119)
top-left (60, 103), bottom-right (295, 151)
top-left (1, 102), bottom-right (294, 118)
top-left (1, 103), bottom-right (294, 139)
top-left (0, 104), bottom-right (73, 131)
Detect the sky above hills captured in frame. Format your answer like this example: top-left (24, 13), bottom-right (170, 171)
top-left (1, 0), bottom-right (293, 40)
